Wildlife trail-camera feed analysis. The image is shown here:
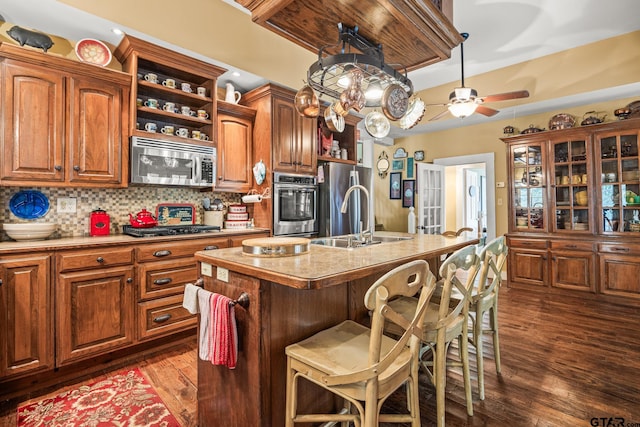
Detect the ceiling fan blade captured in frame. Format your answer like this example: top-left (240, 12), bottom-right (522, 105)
top-left (476, 105), bottom-right (499, 117)
top-left (482, 90), bottom-right (530, 103)
top-left (429, 109), bottom-right (450, 121)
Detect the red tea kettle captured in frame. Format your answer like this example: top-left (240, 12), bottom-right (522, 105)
top-left (129, 209), bottom-right (158, 228)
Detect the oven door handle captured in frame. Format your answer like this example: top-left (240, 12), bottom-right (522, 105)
top-left (276, 185), bottom-right (317, 191)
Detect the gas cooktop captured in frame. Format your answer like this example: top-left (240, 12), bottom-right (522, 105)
top-left (122, 224), bottom-right (221, 237)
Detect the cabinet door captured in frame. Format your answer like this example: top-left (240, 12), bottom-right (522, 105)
top-left (56, 266), bottom-right (134, 366)
top-left (508, 248), bottom-right (547, 287)
top-left (67, 74), bottom-right (127, 185)
top-left (551, 250), bottom-right (595, 292)
top-left (1, 60), bottom-right (65, 182)
top-left (216, 111), bottom-right (253, 192)
top-left (272, 97), bottom-right (298, 173)
top-left (598, 243), bottom-right (640, 299)
top-left (295, 114), bottom-right (317, 174)
top-left (511, 142), bottom-right (547, 232)
top-left (0, 254), bottom-right (53, 378)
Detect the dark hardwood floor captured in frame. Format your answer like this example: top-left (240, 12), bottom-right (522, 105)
top-left (2, 287), bottom-right (640, 426)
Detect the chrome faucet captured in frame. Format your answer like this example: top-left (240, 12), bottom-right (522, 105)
top-left (340, 184), bottom-right (371, 245)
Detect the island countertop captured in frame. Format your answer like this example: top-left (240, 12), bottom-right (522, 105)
top-left (194, 231), bottom-right (478, 427)
top-left (194, 232), bottom-right (478, 289)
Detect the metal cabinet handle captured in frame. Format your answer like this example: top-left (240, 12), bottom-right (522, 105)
top-left (153, 314), bottom-right (172, 323)
top-left (54, 165), bottom-right (62, 171)
top-left (153, 278), bottom-right (172, 286)
top-left (153, 250), bottom-right (172, 257)
top-left (127, 277), bottom-right (133, 283)
top-left (610, 247), bottom-right (630, 252)
top-left (0, 279), bottom-right (2, 286)
top-left (203, 245), bottom-right (219, 250)
top-left (565, 244), bottom-right (577, 249)
top-left (96, 257), bottom-right (105, 263)
top-left (73, 165), bottom-right (80, 171)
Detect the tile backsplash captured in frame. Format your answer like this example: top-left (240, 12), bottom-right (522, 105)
top-left (1, 186), bottom-right (241, 240)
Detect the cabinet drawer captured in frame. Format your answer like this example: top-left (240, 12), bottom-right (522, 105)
top-left (58, 247), bottom-right (134, 272)
top-left (139, 258), bottom-right (198, 300)
top-left (507, 238), bottom-right (548, 250)
top-left (137, 295), bottom-right (197, 340)
top-left (137, 238), bottom-right (228, 262)
top-left (550, 241), bottom-right (594, 251)
top-left (598, 242), bottom-right (640, 255)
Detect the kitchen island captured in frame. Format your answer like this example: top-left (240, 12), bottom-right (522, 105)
top-left (194, 232), bottom-right (478, 426)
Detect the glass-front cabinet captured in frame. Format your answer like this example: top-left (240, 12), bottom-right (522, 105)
top-left (596, 129), bottom-right (640, 234)
top-left (551, 134), bottom-right (592, 232)
top-left (511, 143), bottom-right (546, 232)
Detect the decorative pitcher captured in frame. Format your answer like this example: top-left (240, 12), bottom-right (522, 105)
top-left (225, 83), bottom-right (241, 104)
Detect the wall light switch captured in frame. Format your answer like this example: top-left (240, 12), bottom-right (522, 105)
top-left (217, 267), bottom-right (229, 282)
top-left (201, 263), bottom-right (212, 277)
top-left (57, 197), bottom-right (77, 213)
top-left (496, 182), bottom-right (505, 188)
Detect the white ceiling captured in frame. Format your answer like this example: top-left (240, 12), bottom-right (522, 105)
top-left (1, 0), bottom-right (639, 136)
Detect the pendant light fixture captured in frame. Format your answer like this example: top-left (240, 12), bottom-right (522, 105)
top-left (296, 23), bottom-right (418, 131)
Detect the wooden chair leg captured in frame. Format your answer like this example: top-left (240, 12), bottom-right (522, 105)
top-left (435, 341), bottom-right (447, 427)
top-left (460, 323), bottom-right (474, 416)
top-left (491, 304), bottom-right (502, 374)
top-left (474, 308), bottom-right (486, 400)
top-left (285, 358), bottom-right (295, 427)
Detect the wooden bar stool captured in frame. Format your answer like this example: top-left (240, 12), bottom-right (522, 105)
top-left (284, 260), bottom-right (436, 427)
top-left (386, 245), bottom-right (481, 427)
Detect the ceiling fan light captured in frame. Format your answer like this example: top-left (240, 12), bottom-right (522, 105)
top-left (452, 87), bottom-right (477, 101)
top-left (448, 101), bottom-right (478, 118)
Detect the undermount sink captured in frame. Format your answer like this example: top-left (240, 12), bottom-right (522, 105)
top-left (310, 234), bottom-right (413, 249)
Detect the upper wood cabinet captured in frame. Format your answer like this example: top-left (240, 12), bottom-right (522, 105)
top-left (271, 93), bottom-right (316, 174)
top-left (114, 35), bottom-right (226, 148)
top-left (216, 101), bottom-right (257, 192)
top-left (0, 44), bottom-right (130, 187)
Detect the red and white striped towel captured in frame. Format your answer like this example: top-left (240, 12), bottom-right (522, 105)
top-left (208, 293), bottom-right (238, 369)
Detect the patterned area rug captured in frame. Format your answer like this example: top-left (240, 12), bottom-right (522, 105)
top-left (17, 368), bottom-right (180, 426)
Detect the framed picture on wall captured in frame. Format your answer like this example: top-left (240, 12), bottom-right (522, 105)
top-left (392, 159), bottom-right (404, 171)
top-left (402, 179), bottom-right (415, 208)
top-left (390, 172), bottom-right (401, 199)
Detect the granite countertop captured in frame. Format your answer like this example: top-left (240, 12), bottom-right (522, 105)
top-left (0, 228), bottom-right (271, 254)
top-left (194, 232), bottom-right (478, 289)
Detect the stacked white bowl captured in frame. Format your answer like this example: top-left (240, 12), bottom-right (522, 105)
top-left (2, 223), bottom-right (57, 241)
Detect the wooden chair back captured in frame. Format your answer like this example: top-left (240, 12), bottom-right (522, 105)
top-left (474, 236), bottom-right (508, 299)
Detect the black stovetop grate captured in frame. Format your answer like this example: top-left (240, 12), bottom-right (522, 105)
top-left (122, 224), bottom-right (221, 237)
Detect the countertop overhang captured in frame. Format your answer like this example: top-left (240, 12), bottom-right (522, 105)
top-left (195, 232), bottom-right (478, 289)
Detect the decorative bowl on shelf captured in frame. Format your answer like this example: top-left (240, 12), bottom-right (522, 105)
top-left (2, 223), bottom-right (57, 241)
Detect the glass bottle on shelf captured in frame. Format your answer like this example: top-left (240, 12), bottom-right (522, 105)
top-left (552, 138), bottom-right (590, 232)
top-left (599, 132), bottom-right (640, 233)
top-left (513, 145), bottom-right (545, 231)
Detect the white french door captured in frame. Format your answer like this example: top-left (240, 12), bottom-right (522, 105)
top-left (416, 163), bottom-right (445, 235)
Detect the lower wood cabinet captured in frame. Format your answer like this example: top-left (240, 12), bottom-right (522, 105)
top-left (550, 240), bottom-right (595, 292)
top-left (0, 254), bottom-right (53, 378)
top-left (507, 238), bottom-right (548, 288)
top-left (598, 243), bottom-right (640, 299)
top-left (56, 265), bottom-right (135, 366)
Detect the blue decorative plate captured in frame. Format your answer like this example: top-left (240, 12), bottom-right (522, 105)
top-left (9, 190), bottom-right (50, 219)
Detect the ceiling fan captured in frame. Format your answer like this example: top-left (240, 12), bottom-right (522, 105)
top-left (429, 33), bottom-right (529, 121)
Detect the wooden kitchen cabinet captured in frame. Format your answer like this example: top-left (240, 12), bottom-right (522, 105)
top-left (271, 95), bottom-right (317, 174)
top-left (0, 254), bottom-right (53, 379)
top-left (115, 35), bottom-right (226, 147)
top-left (55, 248), bottom-right (135, 366)
top-left (216, 101), bottom-right (257, 192)
top-left (135, 237), bottom-right (229, 340)
top-left (503, 118), bottom-right (640, 304)
top-left (0, 44), bottom-right (130, 187)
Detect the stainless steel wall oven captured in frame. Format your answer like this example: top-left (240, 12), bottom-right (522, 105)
top-left (273, 172), bottom-right (318, 236)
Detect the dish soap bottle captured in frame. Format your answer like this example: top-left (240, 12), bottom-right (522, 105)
top-left (408, 206), bottom-right (416, 234)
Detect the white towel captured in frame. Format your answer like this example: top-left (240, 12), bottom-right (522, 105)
top-left (182, 283), bottom-right (200, 314)
top-left (198, 289), bottom-right (213, 361)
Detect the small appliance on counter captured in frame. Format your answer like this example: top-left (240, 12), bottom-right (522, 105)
top-left (90, 208), bottom-right (111, 236)
top-left (122, 224), bottom-right (221, 237)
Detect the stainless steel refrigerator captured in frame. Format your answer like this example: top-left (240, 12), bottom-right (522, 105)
top-left (317, 162), bottom-right (373, 237)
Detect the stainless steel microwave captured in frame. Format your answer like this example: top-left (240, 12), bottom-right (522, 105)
top-left (130, 136), bottom-right (215, 187)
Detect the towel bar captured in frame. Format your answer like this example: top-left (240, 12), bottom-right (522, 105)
top-left (193, 278), bottom-right (249, 309)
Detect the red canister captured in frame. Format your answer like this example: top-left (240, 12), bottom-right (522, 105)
top-left (90, 209), bottom-right (110, 236)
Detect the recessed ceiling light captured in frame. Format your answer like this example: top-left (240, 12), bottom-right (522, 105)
top-left (111, 28), bottom-right (124, 36)
top-left (232, 71), bottom-right (241, 77)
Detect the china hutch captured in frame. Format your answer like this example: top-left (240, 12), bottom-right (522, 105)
top-left (503, 117), bottom-right (640, 304)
